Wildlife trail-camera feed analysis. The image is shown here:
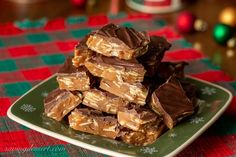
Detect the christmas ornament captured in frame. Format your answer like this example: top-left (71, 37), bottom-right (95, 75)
top-left (226, 49), bottom-right (234, 58)
top-left (194, 19), bottom-right (208, 32)
top-left (176, 11), bottom-right (208, 33)
top-left (71, 0), bottom-right (86, 7)
top-left (176, 11), bottom-right (196, 33)
top-left (227, 37), bottom-right (236, 48)
top-left (219, 7), bottom-right (236, 27)
top-left (212, 23), bottom-right (234, 44)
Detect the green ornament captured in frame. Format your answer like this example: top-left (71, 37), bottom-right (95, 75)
top-left (212, 23), bottom-right (234, 45)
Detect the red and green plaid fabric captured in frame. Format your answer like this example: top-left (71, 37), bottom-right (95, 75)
top-left (0, 13), bottom-right (236, 157)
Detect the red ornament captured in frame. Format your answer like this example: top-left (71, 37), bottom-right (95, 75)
top-left (176, 11), bottom-right (196, 33)
top-left (71, 0), bottom-right (86, 7)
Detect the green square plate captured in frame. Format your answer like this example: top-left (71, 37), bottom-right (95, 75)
top-left (7, 75), bottom-right (232, 157)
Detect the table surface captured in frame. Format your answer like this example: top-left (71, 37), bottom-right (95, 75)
top-left (0, 0), bottom-right (236, 79)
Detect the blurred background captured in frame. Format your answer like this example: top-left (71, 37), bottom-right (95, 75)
top-left (0, 0), bottom-right (236, 78)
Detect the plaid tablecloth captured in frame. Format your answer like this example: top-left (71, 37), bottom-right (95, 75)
top-left (0, 13), bottom-right (235, 157)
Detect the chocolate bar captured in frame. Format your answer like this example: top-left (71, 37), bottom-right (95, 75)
top-left (57, 57), bottom-right (92, 91)
top-left (117, 104), bottom-right (159, 131)
top-left (86, 24), bottom-right (150, 60)
top-left (137, 36), bottom-right (171, 76)
top-left (44, 88), bottom-right (82, 121)
top-left (68, 108), bottom-right (120, 139)
top-left (100, 79), bottom-right (148, 105)
top-left (120, 122), bottom-right (165, 146)
top-left (72, 34), bottom-right (95, 67)
top-left (150, 76), bottom-right (194, 129)
top-left (82, 89), bottom-right (129, 114)
top-left (85, 55), bottom-right (146, 83)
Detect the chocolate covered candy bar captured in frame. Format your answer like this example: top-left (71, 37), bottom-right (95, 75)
top-left (85, 55), bottom-right (146, 83)
top-left (120, 122), bottom-right (165, 146)
top-left (69, 108), bottom-right (120, 139)
top-left (100, 79), bottom-right (148, 105)
top-left (117, 104), bottom-right (158, 131)
top-left (82, 89), bottom-right (129, 114)
top-left (138, 36), bottom-right (171, 76)
top-left (57, 57), bottom-right (92, 91)
top-left (72, 34), bottom-right (95, 67)
top-left (44, 88), bottom-right (82, 121)
top-left (150, 76), bottom-right (194, 129)
top-left (86, 24), bottom-right (150, 60)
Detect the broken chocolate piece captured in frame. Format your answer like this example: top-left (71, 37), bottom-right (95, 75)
top-left (72, 34), bottom-right (95, 67)
top-left (44, 88), bottom-right (82, 121)
top-left (100, 79), bottom-right (148, 105)
top-left (143, 61), bottom-right (189, 95)
top-left (120, 122), bottom-right (165, 146)
top-left (85, 55), bottom-right (146, 83)
top-left (117, 104), bottom-right (158, 131)
top-left (138, 36), bottom-right (171, 76)
top-left (57, 57), bottom-right (92, 91)
top-left (86, 23), bottom-right (150, 60)
top-left (150, 76), bottom-right (194, 129)
top-left (68, 108), bottom-right (120, 139)
top-left (180, 80), bottom-right (198, 111)
top-left (156, 61), bottom-right (188, 81)
top-left (82, 89), bottom-right (129, 114)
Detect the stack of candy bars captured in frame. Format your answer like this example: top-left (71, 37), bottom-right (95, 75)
top-left (44, 24), bottom-right (198, 146)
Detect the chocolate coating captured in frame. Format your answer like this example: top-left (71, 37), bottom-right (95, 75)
top-left (57, 57), bottom-right (95, 91)
top-left (150, 76), bottom-right (194, 129)
top-left (100, 79), bottom-right (148, 105)
top-left (86, 23), bottom-right (150, 60)
top-left (92, 54), bottom-right (144, 69)
top-left (97, 23), bottom-right (149, 49)
top-left (155, 61), bottom-right (188, 85)
top-left (180, 79), bottom-right (198, 111)
top-left (82, 88), bottom-right (129, 114)
top-left (138, 36), bottom-right (171, 76)
top-left (69, 107), bottom-right (120, 139)
top-left (44, 88), bottom-right (66, 110)
top-left (100, 55), bottom-right (134, 66)
top-left (85, 54), bottom-right (146, 83)
top-left (44, 88), bottom-right (82, 121)
top-left (120, 122), bottom-right (165, 146)
top-left (117, 104), bottom-right (158, 131)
